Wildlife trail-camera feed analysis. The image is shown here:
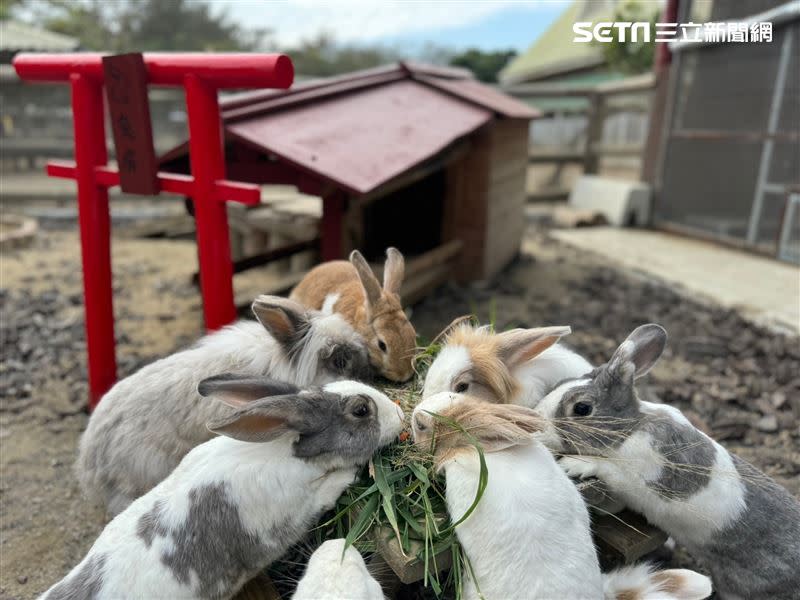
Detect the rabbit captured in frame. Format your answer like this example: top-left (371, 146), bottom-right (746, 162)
top-left (535, 323), bottom-right (800, 600)
top-left (42, 376), bottom-right (404, 600)
top-left (290, 247), bottom-right (417, 382)
top-left (292, 539), bottom-right (384, 600)
top-left (77, 295), bottom-right (373, 516)
top-left (423, 319), bottom-right (590, 408)
top-left (411, 393), bottom-right (712, 600)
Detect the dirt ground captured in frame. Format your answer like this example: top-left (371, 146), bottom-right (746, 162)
top-left (1, 225), bottom-right (798, 599)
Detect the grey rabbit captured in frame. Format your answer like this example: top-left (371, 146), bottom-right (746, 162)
top-left (537, 323), bottom-right (800, 600)
top-left (77, 295), bottom-right (373, 515)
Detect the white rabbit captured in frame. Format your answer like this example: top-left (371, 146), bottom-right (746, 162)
top-left (536, 324), bottom-right (800, 600)
top-left (43, 377), bottom-right (403, 600)
top-left (422, 320), bottom-right (591, 408)
top-left (292, 539), bottom-right (384, 600)
top-left (412, 393), bottom-right (712, 600)
top-left (77, 295), bottom-right (373, 515)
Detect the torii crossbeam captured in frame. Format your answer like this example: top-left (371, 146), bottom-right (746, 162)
top-left (13, 52), bottom-right (294, 408)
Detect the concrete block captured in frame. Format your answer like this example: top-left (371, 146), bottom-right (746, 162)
top-left (568, 175), bottom-right (652, 226)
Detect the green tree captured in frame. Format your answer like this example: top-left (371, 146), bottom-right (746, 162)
top-left (20, 0), bottom-right (268, 51)
top-left (449, 48), bottom-right (517, 83)
top-left (285, 32), bottom-right (399, 77)
top-left (0, 0), bottom-right (26, 19)
top-left (598, 0), bottom-right (657, 74)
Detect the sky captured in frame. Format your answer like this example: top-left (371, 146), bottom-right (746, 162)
top-left (213, 0), bottom-right (570, 52)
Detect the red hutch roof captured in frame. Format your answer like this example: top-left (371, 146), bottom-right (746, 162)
top-left (162, 62), bottom-right (540, 195)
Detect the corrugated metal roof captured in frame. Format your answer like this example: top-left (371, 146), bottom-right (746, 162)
top-left (227, 79), bottom-right (493, 194)
top-left (499, 1), bottom-right (612, 85)
top-left (0, 20), bottom-right (79, 52)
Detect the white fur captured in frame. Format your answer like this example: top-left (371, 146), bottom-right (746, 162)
top-left (535, 378), bottom-right (591, 449)
top-left (46, 436), bottom-right (354, 600)
top-left (292, 539), bottom-right (383, 600)
top-left (321, 293), bottom-right (341, 315)
top-left (78, 313), bottom-right (365, 515)
top-left (538, 386), bottom-right (748, 548)
top-left (414, 393), bottom-right (711, 600)
top-left (603, 565), bottom-right (712, 600)
top-left (423, 343), bottom-right (592, 408)
top-left (324, 380), bottom-right (405, 447)
top-left (514, 344), bottom-right (593, 407)
top-left (45, 386), bottom-right (403, 600)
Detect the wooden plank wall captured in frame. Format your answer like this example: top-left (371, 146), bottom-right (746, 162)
top-left (483, 118), bottom-right (528, 278)
top-left (443, 118), bottom-right (528, 281)
top-left (442, 127), bottom-right (491, 281)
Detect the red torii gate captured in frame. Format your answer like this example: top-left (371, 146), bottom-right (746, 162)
top-left (13, 53), bottom-right (294, 408)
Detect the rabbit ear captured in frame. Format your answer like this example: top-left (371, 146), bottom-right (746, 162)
top-left (383, 247), bottom-right (405, 295)
top-left (496, 326), bottom-right (572, 369)
top-left (207, 402), bottom-right (292, 443)
top-left (431, 314), bottom-right (474, 346)
top-left (350, 250), bottom-right (383, 307)
top-left (252, 295), bottom-right (310, 349)
top-left (206, 393), bottom-right (319, 443)
top-left (198, 374), bottom-right (300, 409)
top-left (609, 324), bottom-right (667, 381)
top-left (435, 402), bottom-right (543, 457)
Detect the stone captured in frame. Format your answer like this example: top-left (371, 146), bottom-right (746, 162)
top-left (756, 414), bottom-right (779, 433)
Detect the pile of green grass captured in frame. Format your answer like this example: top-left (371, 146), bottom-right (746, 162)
top-left (269, 327), bottom-right (491, 599)
top-left (312, 338), bottom-right (488, 599)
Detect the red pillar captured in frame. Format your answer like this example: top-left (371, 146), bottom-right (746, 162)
top-left (184, 74), bottom-right (237, 330)
top-left (70, 73), bottom-right (117, 407)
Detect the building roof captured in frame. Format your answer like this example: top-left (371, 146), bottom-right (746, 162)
top-left (163, 62), bottom-right (539, 195)
top-left (499, 0), bottom-right (615, 85)
top-left (0, 20), bottom-right (79, 52)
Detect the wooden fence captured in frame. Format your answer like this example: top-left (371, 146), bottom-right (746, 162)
top-left (504, 73), bottom-right (656, 202)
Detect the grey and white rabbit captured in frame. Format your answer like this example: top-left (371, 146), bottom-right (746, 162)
top-left (537, 324), bottom-right (800, 600)
top-left (42, 376), bottom-right (403, 600)
top-left (292, 539), bottom-right (384, 600)
top-left (77, 295), bottom-right (372, 515)
top-left (412, 393), bottom-right (712, 600)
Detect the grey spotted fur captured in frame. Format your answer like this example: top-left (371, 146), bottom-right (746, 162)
top-left (76, 295), bottom-right (372, 515)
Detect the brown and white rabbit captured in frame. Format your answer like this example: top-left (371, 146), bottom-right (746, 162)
top-left (411, 393), bottom-right (712, 600)
top-left (291, 248), bottom-right (417, 382)
top-left (536, 324), bottom-right (800, 600)
top-left (423, 320), bottom-right (587, 407)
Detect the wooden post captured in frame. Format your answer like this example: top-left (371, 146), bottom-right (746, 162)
top-left (321, 190), bottom-right (345, 261)
top-left (583, 92), bottom-right (604, 175)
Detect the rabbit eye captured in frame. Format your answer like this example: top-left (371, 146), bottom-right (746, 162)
top-left (352, 402), bottom-right (370, 418)
top-left (454, 382), bottom-right (469, 393)
top-left (573, 402), bottom-right (593, 417)
top-left (378, 339), bottom-right (387, 353)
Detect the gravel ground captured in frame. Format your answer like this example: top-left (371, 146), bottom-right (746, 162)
top-left (1, 226), bottom-right (798, 599)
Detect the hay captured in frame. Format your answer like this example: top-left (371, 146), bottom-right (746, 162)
top-left (268, 338), bottom-right (485, 599)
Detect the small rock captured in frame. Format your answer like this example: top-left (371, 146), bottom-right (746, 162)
top-left (17, 575), bottom-right (28, 584)
top-left (756, 414), bottom-right (779, 433)
top-left (772, 391), bottom-right (787, 409)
